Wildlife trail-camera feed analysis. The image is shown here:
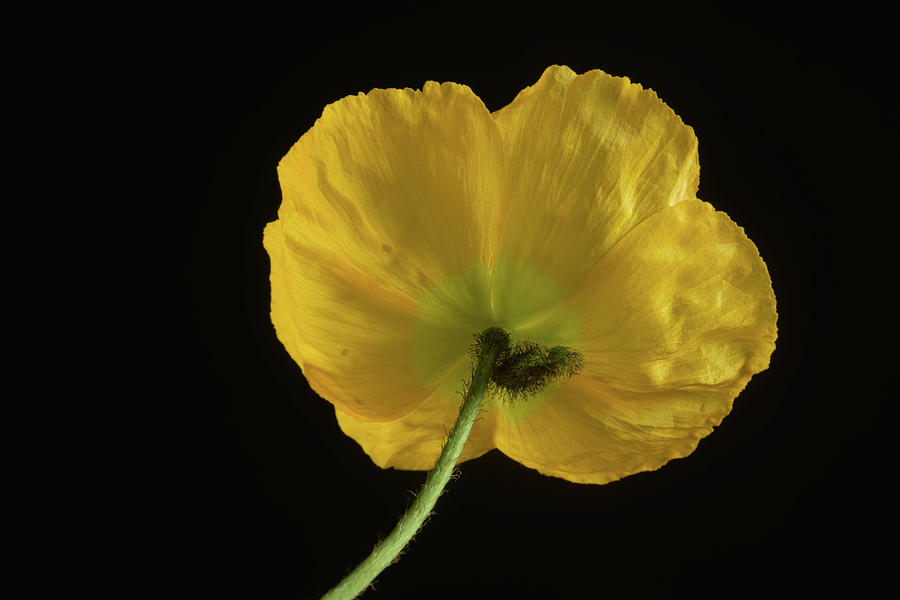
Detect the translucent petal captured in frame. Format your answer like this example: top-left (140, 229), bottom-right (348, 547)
top-left (334, 391), bottom-right (498, 471)
top-left (494, 198), bottom-right (777, 483)
top-left (266, 82), bottom-right (503, 421)
top-left (571, 198), bottom-right (777, 392)
top-left (494, 379), bottom-right (749, 484)
top-left (492, 65), bottom-right (699, 295)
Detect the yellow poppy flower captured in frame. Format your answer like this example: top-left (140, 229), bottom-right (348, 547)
top-left (263, 64), bottom-right (777, 485)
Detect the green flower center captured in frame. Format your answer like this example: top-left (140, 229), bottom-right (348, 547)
top-left (412, 256), bottom-right (583, 418)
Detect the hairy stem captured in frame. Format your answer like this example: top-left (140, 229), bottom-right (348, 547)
top-left (321, 327), bottom-right (509, 600)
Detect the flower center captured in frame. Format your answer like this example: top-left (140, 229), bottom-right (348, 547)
top-left (411, 253), bottom-right (583, 415)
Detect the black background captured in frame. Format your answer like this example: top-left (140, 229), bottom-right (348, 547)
top-left (11, 4), bottom-right (886, 599)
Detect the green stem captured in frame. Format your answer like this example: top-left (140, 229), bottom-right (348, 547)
top-left (321, 328), bottom-right (508, 600)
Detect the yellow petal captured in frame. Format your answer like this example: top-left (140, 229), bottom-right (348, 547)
top-left (494, 198), bottom-right (776, 483)
top-left (334, 392), bottom-right (498, 471)
top-left (492, 65), bottom-right (699, 295)
top-left (494, 380), bottom-right (748, 484)
top-left (573, 198), bottom-right (776, 391)
top-left (266, 81), bottom-right (504, 421)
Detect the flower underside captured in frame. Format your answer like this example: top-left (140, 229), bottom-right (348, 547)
top-left (265, 65), bottom-right (779, 485)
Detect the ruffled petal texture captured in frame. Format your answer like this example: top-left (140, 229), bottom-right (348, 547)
top-left (265, 81), bottom-right (504, 422)
top-left (492, 65), bottom-right (700, 300)
top-left (494, 199), bottom-right (777, 483)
